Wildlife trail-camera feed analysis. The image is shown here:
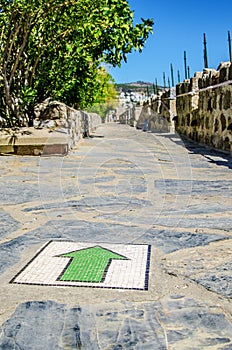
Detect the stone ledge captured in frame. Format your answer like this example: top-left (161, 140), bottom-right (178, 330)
top-left (0, 127), bottom-right (70, 156)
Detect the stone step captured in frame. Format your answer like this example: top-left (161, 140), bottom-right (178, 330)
top-left (0, 128), bottom-right (70, 155)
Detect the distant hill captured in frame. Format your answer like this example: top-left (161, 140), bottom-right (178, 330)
top-left (116, 81), bottom-right (160, 94)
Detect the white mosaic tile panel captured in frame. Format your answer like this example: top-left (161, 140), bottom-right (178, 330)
top-left (11, 241), bottom-right (151, 290)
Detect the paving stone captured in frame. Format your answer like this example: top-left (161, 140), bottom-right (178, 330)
top-left (94, 183), bottom-right (147, 194)
top-left (0, 297), bottom-right (231, 349)
top-left (193, 273), bottom-right (232, 298)
top-left (0, 236), bottom-right (38, 275)
top-left (28, 219), bottom-right (142, 242)
top-left (23, 197), bottom-right (151, 213)
top-left (0, 181), bottom-right (41, 204)
top-left (163, 239), bottom-right (232, 298)
top-left (156, 216), bottom-right (232, 231)
top-left (139, 228), bottom-right (226, 253)
top-left (155, 179), bottom-right (232, 196)
top-left (0, 301), bottom-right (81, 350)
top-left (0, 210), bottom-right (20, 239)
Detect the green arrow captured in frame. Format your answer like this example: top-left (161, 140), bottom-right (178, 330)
top-left (57, 246), bottom-right (128, 283)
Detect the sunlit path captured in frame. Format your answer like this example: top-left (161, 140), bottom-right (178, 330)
top-left (0, 123), bottom-right (231, 349)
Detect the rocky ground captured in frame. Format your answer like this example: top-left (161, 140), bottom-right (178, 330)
top-left (0, 123), bottom-right (231, 349)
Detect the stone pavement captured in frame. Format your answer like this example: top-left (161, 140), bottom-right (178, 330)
top-left (0, 123), bottom-right (231, 349)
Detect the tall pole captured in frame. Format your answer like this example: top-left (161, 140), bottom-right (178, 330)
top-left (228, 30), bottom-right (232, 62)
top-left (170, 63), bottom-right (174, 87)
top-left (203, 33), bottom-right (208, 68)
top-left (184, 51), bottom-right (187, 79)
top-left (155, 78), bottom-right (158, 94)
top-left (153, 82), bottom-right (156, 94)
top-left (177, 70), bottom-right (181, 83)
top-left (187, 66), bottom-right (190, 79)
top-left (168, 77), bottom-right (171, 89)
top-left (163, 72), bottom-right (166, 89)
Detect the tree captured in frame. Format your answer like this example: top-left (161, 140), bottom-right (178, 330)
top-left (0, 0), bottom-right (153, 126)
top-left (86, 67), bottom-right (118, 121)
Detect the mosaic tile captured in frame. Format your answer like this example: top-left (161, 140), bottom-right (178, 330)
top-left (11, 241), bottom-right (151, 290)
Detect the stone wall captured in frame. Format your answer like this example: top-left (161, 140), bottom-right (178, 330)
top-left (34, 99), bottom-right (102, 149)
top-left (118, 62), bottom-right (232, 153)
top-left (118, 105), bottom-right (143, 127)
top-left (119, 89), bottom-right (176, 133)
top-left (0, 99), bottom-right (102, 155)
top-left (147, 88), bottom-right (176, 133)
top-left (175, 62), bottom-right (232, 152)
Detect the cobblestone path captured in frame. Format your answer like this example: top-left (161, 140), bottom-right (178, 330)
top-left (0, 123), bottom-right (231, 349)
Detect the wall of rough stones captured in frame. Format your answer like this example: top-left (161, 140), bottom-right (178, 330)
top-left (0, 99), bottom-right (102, 155)
top-left (141, 88), bottom-right (176, 133)
top-left (119, 89), bottom-right (176, 133)
top-left (34, 99), bottom-right (102, 149)
top-left (118, 105), bottom-right (143, 127)
top-left (118, 62), bottom-right (232, 153)
top-left (175, 62), bottom-right (232, 152)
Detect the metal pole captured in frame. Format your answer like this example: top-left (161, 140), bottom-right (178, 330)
top-left (184, 51), bottom-right (187, 79)
top-left (203, 33), bottom-right (208, 68)
top-left (170, 63), bottom-right (174, 87)
top-left (228, 30), bottom-right (232, 62)
top-left (187, 66), bottom-right (190, 79)
top-left (163, 72), bottom-right (166, 89)
top-left (155, 78), bottom-right (158, 93)
top-left (168, 77), bottom-right (171, 89)
top-left (177, 70), bottom-right (181, 83)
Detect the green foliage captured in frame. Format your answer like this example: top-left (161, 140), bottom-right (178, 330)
top-left (0, 0), bottom-right (154, 126)
top-left (86, 67), bottom-right (118, 120)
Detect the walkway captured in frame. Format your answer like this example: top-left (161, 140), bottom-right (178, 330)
top-left (0, 123), bottom-right (232, 349)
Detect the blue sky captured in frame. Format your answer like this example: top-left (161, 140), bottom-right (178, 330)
top-left (110, 0), bottom-right (232, 85)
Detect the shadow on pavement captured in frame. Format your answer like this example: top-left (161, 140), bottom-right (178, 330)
top-left (157, 132), bottom-right (232, 169)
